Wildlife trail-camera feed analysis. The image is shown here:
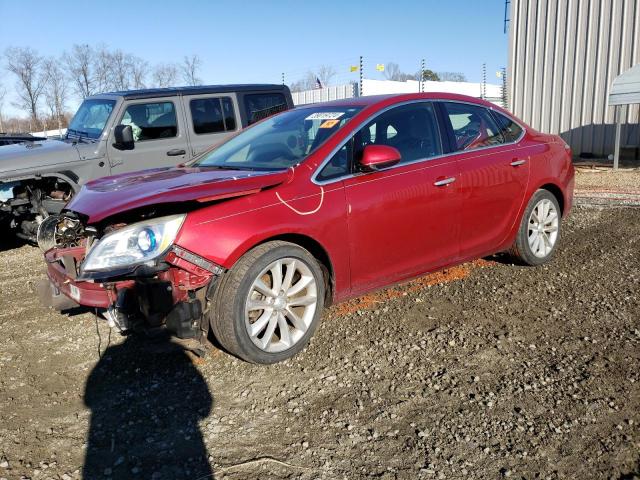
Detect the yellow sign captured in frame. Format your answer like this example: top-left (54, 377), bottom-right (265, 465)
top-left (376, 64), bottom-right (385, 72)
top-left (350, 65), bottom-right (359, 72)
top-left (319, 119), bottom-right (340, 129)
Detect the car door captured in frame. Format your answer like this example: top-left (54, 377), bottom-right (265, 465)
top-left (183, 94), bottom-right (240, 157)
top-left (107, 97), bottom-right (189, 174)
top-left (439, 101), bottom-right (530, 259)
top-left (334, 102), bottom-right (461, 294)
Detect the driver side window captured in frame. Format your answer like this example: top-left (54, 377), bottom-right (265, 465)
top-left (119, 102), bottom-right (177, 142)
top-left (354, 102), bottom-right (442, 165)
top-left (315, 102), bottom-right (443, 182)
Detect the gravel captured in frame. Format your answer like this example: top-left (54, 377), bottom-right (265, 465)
top-left (0, 206), bottom-right (638, 479)
top-left (575, 167), bottom-right (640, 192)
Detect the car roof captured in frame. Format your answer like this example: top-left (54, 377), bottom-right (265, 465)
top-left (96, 84), bottom-right (288, 100)
top-left (304, 92), bottom-right (499, 108)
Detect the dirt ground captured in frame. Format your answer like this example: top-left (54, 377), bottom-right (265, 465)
top-left (575, 167), bottom-right (640, 192)
top-left (0, 204), bottom-right (639, 479)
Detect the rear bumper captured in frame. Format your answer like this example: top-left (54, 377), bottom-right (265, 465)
top-left (564, 167), bottom-right (575, 217)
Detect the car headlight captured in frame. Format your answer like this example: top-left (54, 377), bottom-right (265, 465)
top-left (81, 214), bottom-right (185, 273)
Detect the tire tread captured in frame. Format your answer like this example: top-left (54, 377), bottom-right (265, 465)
top-left (209, 241), bottom-right (324, 363)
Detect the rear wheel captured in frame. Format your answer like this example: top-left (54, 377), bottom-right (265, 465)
top-left (509, 189), bottom-right (561, 266)
top-left (209, 241), bottom-right (325, 364)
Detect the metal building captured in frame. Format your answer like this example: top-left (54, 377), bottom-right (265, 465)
top-left (508, 0), bottom-right (640, 159)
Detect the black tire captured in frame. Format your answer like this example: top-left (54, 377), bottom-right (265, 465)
top-left (209, 241), bottom-right (325, 364)
top-left (509, 189), bottom-right (562, 266)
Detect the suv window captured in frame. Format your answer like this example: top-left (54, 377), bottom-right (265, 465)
top-left (244, 93), bottom-right (287, 125)
top-left (492, 111), bottom-right (524, 143)
top-left (190, 97), bottom-right (236, 134)
top-left (120, 102), bottom-right (177, 142)
top-left (357, 102), bottom-right (442, 164)
top-left (442, 102), bottom-right (504, 151)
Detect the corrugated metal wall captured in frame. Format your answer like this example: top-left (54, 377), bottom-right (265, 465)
top-left (508, 0), bottom-right (640, 157)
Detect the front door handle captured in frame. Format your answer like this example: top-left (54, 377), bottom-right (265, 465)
top-left (510, 159), bottom-right (527, 166)
top-left (434, 177), bottom-right (456, 187)
top-left (167, 149), bottom-right (186, 156)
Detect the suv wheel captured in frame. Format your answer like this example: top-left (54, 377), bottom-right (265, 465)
top-left (209, 241), bottom-right (325, 364)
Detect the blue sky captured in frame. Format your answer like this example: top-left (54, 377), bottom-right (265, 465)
top-left (0, 0), bottom-right (509, 115)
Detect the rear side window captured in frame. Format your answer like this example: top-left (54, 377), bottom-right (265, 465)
top-left (120, 102), bottom-right (177, 141)
top-left (442, 102), bottom-right (504, 151)
top-left (190, 97), bottom-right (237, 134)
top-left (244, 93), bottom-right (287, 125)
top-left (492, 111), bottom-right (524, 143)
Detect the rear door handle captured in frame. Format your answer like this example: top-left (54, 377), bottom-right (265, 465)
top-left (510, 159), bottom-right (527, 166)
top-left (167, 149), bottom-right (186, 156)
top-left (434, 177), bottom-right (456, 187)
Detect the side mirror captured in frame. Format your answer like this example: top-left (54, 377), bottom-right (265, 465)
top-left (113, 124), bottom-right (134, 150)
top-left (359, 145), bottom-right (401, 171)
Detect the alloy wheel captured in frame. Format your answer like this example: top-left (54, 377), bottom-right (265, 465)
top-left (528, 198), bottom-right (559, 258)
top-left (245, 258), bottom-right (318, 353)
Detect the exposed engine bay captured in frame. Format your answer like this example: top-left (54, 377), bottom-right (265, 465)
top-left (39, 211), bottom-right (223, 348)
top-left (0, 178), bottom-right (74, 243)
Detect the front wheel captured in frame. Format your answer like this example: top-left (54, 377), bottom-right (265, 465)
top-left (209, 241), bottom-right (325, 364)
top-left (509, 189), bottom-right (562, 266)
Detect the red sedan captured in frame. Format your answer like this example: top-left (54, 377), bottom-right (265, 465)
top-left (40, 93), bottom-right (574, 363)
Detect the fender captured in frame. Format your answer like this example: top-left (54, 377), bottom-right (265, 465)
top-left (499, 178), bottom-right (570, 252)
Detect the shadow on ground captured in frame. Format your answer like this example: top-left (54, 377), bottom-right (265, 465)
top-left (83, 336), bottom-right (214, 480)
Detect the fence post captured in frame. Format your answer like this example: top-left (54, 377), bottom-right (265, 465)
top-left (613, 105), bottom-right (625, 170)
top-left (501, 67), bottom-right (507, 108)
top-left (359, 56), bottom-right (363, 97)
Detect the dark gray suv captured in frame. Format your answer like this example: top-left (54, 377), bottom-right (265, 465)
top-left (0, 84), bottom-right (293, 243)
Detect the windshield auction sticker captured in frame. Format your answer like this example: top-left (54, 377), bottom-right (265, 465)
top-left (305, 112), bottom-right (345, 121)
top-left (319, 119), bottom-right (340, 129)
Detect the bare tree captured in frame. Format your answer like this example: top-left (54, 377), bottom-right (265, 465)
top-left (65, 44), bottom-right (95, 98)
top-left (383, 62), bottom-right (419, 82)
top-left (109, 49), bottom-right (132, 91)
top-left (130, 56), bottom-right (148, 89)
top-left (181, 55), bottom-right (202, 86)
top-left (290, 66), bottom-right (338, 92)
top-left (66, 45), bottom-right (147, 93)
top-left (0, 83), bottom-right (6, 132)
top-left (383, 62), bottom-right (402, 81)
top-left (152, 63), bottom-right (179, 88)
top-left (316, 65), bottom-right (336, 87)
top-left (4, 46), bottom-right (48, 127)
top-left (93, 46), bottom-right (114, 93)
top-left (437, 71), bottom-right (467, 82)
top-left (290, 71), bottom-right (318, 92)
top-left (43, 58), bottom-right (68, 134)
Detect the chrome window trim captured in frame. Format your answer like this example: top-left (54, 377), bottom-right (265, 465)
top-left (311, 98), bottom-right (527, 186)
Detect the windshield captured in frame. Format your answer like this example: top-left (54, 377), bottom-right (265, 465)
top-left (67, 99), bottom-right (116, 140)
top-left (193, 105), bottom-right (362, 170)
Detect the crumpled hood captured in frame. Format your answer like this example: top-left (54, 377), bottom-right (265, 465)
top-left (65, 166), bottom-right (290, 223)
top-left (0, 139), bottom-right (82, 177)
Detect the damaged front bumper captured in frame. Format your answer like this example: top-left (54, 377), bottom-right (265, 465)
top-left (42, 245), bottom-right (223, 339)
